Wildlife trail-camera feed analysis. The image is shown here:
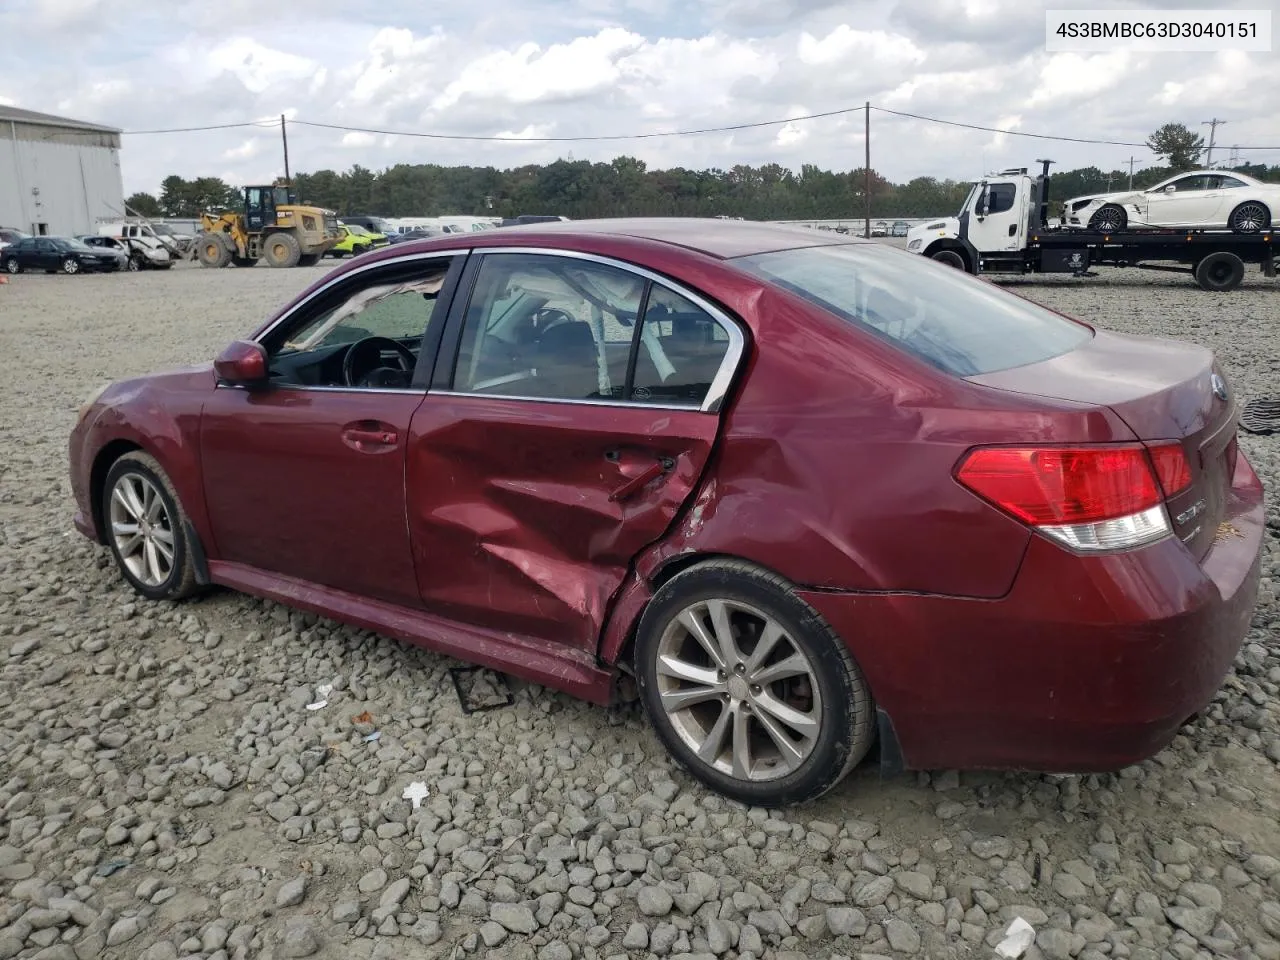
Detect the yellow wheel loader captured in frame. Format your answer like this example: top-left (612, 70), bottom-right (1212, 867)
top-left (196, 183), bottom-right (340, 268)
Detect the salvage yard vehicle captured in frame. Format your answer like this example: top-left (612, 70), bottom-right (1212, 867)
top-left (79, 234), bottom-right (172, 271)
top-left (69, 218), bottom-right (1263, 806)
top-left (0, 227), bottom-right (29, 252)
top-left (196, 182), bottom-right (340, 268)
top-left (5, 236), bottom-right (126, 274)
top-left (891, 221), bottom-right (909, 237)
top-left (907, 161), bottom-right (1277, 291)
top-left (1064, 170), bottom-right (1278, 233)
top-left (327, 223), bottom-right (390, 258)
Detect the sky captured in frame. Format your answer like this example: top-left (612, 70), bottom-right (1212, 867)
top-left (0, 0), bottom-right (1276, 197)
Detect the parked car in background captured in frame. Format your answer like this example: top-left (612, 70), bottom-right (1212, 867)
top-left (79, 235), bottom-right (172, 271)
top-left (69, 218), bottom-right (1262, 806)
top-left (327, 224), bottom-right (388, 258)
top-left (387, 228), bottom-right (446, 244)
top-left (0, 227), bottom-right (30, 252)
top-left (891, 221), bottom-right (910, 237)
top-left (500, 215), bottom-right (569, 227)
top-left (871, 221), bottom-right (889, 237)
top-left (1064, 170), bottom-right (1279, 233)
top-left (342, 215), bottom-right (396, 236)
top-left (4, 236), bottom-right (126, 274)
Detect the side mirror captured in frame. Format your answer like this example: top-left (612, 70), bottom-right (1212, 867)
top-left (214, 340), bottom-right (268, 386)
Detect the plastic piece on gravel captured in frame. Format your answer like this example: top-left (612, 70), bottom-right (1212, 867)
top-left (305, 683), bottom-right (334, 711)
top-left (402, 781), bottom-right (429, 809)
top-left (996, 917), bottom-right (1036, 959)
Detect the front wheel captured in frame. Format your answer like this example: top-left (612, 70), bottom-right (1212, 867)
top-left (930, 249), bottom-right (967, 270)
top-left (263, 232), bottom-right (302, 267)
top-left (634, 559), bottom-right (875, 806)
top-left (1088, 203), bottom-right (1127, 233)
top-left (102, 452), bottom-right (199, 601)
top-left (62, 257), bottom-right (81, 275)
top-left (127, 256), bottom-right (142, 272)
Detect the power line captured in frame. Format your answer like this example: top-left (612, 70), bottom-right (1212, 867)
top-left (870, 106), bottom-right (1279, 151)
top-left (121, 120), bottom-right (277, 135)
top-left (288, 106), bottom-right (869, 142)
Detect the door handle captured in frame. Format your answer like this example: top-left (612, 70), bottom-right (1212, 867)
top-left (1008, 224), bottom-right (1017, 236)
top-left (609, 461), bottom-right (667, 502)
top-left (344, 428), bottom-right (398, 444)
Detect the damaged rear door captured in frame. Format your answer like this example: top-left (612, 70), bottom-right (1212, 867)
top-left (405, 249), bottom-right (745, 656)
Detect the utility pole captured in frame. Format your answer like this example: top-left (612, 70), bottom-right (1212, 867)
top-left (1127, 156), bottom-right (1136, 190)
top-left (281, 114), bottom-right (291, 183)
top-left (1227, 145), bottom-right (1241, 168)
top-left (1202, 118), bottom-right (1225, 168)
top-left (1104, 172), bottom-right (1115, 190)
top-left (863, 101), bottom-right (871, 240)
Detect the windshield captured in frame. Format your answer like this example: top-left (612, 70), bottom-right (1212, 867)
top-left (958, 183), bottom-right (980, 217)
top-left (347, 224), bottom-right (371, 236)
top-left (61, 238), bottom-right (94, 251)
top-left (735, 243), bottom-right (1092, 377)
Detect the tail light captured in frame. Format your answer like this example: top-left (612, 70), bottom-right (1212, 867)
top-left (1147, 441), bottom-right (1192, 495)
top-left (956, 444), bottom-right (1172, 552)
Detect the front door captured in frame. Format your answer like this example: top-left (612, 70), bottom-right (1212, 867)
top-left (34, 238), bottom-right (59, 269)
top-left (200, 253), bottom-right (463, 607)
top-left (965, 180), bottom-right (1024, 252)
top-left (407, 251), bottom-right (738, 654)
top-left (1143, 174), bottom-right (1220, 226)
top-left (245, 187), bottom-right (266, 232)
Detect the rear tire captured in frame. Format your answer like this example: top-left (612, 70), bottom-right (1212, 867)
top-left (102, 452), bottom-right (198, 602)
top-left (197, 233), bottom-right (232, 268)
top-left (263, 232), bottom-right (302, 268)
top-left (1088, 203), bottom-right (1127, 233)
top-left (4, 257), bottom-right (20, 274)
top-left (1194, 252), bottom-right (1245, 292)
top-left (1228, 201), bottom-right (1271, 234)
top-left (634, 559), bottom-right (875, 807)
top-left (930, 249), bottom-right (967, 270)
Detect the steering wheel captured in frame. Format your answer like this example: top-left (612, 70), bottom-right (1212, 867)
top-left (342, 336), bottom-right (417, 387)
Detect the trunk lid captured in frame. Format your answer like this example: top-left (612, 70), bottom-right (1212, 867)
top-left (969, 330), bottom-right (1238, 560)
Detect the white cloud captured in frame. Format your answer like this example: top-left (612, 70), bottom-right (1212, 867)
top-left (0, 0), bottom-right (1272, 195)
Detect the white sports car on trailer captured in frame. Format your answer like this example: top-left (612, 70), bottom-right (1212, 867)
top-left (1063, 170), bottom-right (1278, 234)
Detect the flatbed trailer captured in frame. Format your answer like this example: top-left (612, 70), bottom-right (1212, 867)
top-left (906, 161), bottom-right (1277, 292)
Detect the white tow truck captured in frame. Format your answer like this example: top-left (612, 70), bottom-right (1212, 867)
top-left (906, 160), bottom-right (1276, 292)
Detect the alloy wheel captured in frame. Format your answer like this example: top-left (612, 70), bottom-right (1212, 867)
top-left (1232, 202), bottom-right (1268, 233)
top-left (655, 598), bottom-right (822, 781)
top-left (63, 258), bottom-right (80, 274)
top-left (108, 473), bottom-right (175, 587)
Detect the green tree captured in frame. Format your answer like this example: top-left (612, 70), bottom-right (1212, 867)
top-left (124, 192), bottom-right (163, 217)
top-left (1147, 123), bottom-right (1205, 172)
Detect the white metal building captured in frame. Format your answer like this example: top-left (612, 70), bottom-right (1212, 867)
top-left (0, 106), bottom-right (124, 237)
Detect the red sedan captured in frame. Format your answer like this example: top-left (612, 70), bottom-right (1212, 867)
top-left (68, 219), bottom-right (1263, 806)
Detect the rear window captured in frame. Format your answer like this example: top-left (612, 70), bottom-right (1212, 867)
top-left (735, 243), bottom-right (1092, 376)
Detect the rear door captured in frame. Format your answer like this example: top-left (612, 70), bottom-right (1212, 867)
top-left (406, 249), bottom-right (744, 655)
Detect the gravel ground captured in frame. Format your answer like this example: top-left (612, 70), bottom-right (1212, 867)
top-left (1, 256), bottom-right (1279, 960)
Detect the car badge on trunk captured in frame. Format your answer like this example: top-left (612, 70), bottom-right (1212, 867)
top-left (1211, 374), bottom-right (1228, 401)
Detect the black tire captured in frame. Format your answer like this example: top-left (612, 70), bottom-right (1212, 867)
top-left (1194, 252), bottom-right (1245, 292)
top-left (127, 256), bottom-right (142, 272)
top-left (101, 452), bottom-right (198, 602)
top-left (929, 249), bottom-right (967, 270)
top-left (62, 257), bottom-right (81, 275)
top-left (231, 255), bottom-right (258, 268)
top-left (1088, 203), bottom-right (1127, 233)
top-left (634, 559), bottom-right (875, 806)
top-left (297, 253), bottom-right (320, 267)
top-left (263, 232), bottom-right (302, 267)
top-left (4, 257), bottom-right (20, 274)
top-left (1228, 201), bottom-right (1271, 234)
top-left (196, 233), bottom-right (232, 268)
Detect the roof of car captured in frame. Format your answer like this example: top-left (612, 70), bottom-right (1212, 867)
top-left (483, 217), bottom-right (867, 259)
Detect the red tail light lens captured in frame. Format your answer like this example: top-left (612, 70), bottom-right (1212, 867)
top-left (957, 446), bottom-right (1161, 525)
top-left (1147, 442), bottom-right (1192, 495)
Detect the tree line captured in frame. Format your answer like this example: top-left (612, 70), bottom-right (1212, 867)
top-left (125, 123), bottom-right (1278, 222)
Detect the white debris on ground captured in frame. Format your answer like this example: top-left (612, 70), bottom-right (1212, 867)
top-left (0, 258), bottom-right (1279, 960)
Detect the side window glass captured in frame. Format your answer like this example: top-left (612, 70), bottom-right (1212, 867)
top-left (453, 254), bottom-right (644, 400)
top-left (1218, 176), bottom-right (1246, 189)
top-left (986, 184), bottom-right (1016, 214)
top-left (265, 261), bottom-right (452, 389)
top-left (632, 287), bottom-right (731, 406)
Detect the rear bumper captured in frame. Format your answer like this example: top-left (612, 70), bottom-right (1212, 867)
top-left (803, 451), bottom-right (1264, 773)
